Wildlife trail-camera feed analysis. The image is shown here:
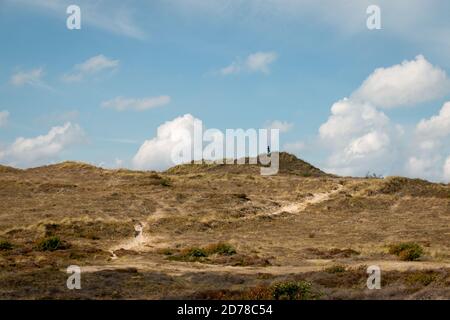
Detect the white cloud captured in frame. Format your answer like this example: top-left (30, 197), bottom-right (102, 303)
top-left (101, 96), bottom-right (171, 111)
top-left (405, 156), bottom-right (443, 182)
top-left (0, 111), bottom-right (9, 128)
top-left (315, 56), bottom-right (450, 181)
top-left (444, 156), bottom-right (450, 181)
top-left (416, 102), bottom-right (450, 138)
top-left (344, 131), bottom-right (390, 158)
top-left (265, 120), bottom-right (293, 133)
top-left (0, 122), bottom-right (85, 168)
top-left (63, 55), bottom-right (119, 82)
top-left (246, 52), bottom-right (278, 74)
top-left (319, 98), bottom-right (389, 143)
top-left (353, 55), bottom-right (450, 108)
top-left (220, 51), bottom-right (277, 75)
top-left (10, 68), bottom-right (50, 89)
top-left (220, 61), bottom-right (241, 75)
top-left (132, 114), bottom-right (201, 171)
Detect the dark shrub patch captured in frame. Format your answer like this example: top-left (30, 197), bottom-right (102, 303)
top-left (389, 242), bottom-right (423, 261)
top-left (272, 281), bottom-right (315, 300)
top-left (36, 236), bottom-right (68, 251)
top-left (324, 265), bottom-right (347, 274)
top-left (0, 240), bottom-right (13, 251)
top-left (205, 242), bottom-right (236, 256)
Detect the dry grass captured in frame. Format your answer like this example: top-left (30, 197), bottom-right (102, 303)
top-left (0, 153), bottom-right (449, 299)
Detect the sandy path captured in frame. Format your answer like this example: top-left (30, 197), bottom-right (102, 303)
top-left (86, 184), bottom-right (448, 276)
top-left (109, 222), bottom-right (148, 259)
top-left (272, 185), bottom-right (343, 216)
top-left (81, 256), bottom-right (450, 276)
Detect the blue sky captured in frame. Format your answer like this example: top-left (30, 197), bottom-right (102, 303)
top-left (1, 1), bottom-right (450, 181)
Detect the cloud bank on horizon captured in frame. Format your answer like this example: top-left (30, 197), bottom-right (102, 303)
top-left (314, 56), bottom-right (450, 181)
top-left (1, 1), bottom-right (450, 182)
top-left (1, 54), bottom-right (450, 182)
top-left (132, 56), bottom-right (450, 182)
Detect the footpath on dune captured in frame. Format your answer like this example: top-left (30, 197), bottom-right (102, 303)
top-left (82, 183), bottom-right (449, 276)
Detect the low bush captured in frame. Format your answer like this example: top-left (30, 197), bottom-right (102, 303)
top-left (166, 242), bottom-right (236, 262)
top-left (36, 236), bottom-right (68, 251)
top-left (272, 281), bottom-right (315, 300)
top-left (406, 271), bottom-right (437, 286)
top-left (324, 265), bottom-right (347, 273)
top-left (0, 240), bottom-right (13, 251)
top-left (205, 242), bottom-right (236, 256)
top-left (183, 247), bottom-right (208, 258)
top-left (388, 242), bottom-right (423, 261)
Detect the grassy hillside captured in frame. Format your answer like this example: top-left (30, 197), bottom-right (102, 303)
top-left (0, 153), bottom-right (449, 299)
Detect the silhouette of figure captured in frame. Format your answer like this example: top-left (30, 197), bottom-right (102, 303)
top-left (267, 145), bottom-right (271, 155)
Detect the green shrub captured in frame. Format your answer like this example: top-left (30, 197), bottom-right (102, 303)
top-left (205, 242), bottom-right (236, 256)
top-left (166, 242), bottom-right (237, 262)
top-left (167, 247), bottom-right (208, 261)
top-left (36, 236), bottom-right (67, 251)
top-left (272, 281), bottom-right (314, 300)
top-left (184, 247), bottom-right (207, 258)
top-left (160, 178), bottom-right (171, 187)
top-left (0, 240), bottom-right (13, 251)
top-left (406, 272), bottom-right (437, 286)
top-left (388, 242), bottom-right (423, 261)
top-left (324, 265), bottom-right (346, 273)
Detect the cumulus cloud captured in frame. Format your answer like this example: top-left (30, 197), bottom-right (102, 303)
top-left (318, 56), bottom-right (450, 181)
top-left (63, 55), bottom-right (119, 82)
top-left (132, 114), bottom-right (202, 171)
top-left (0, 122), bottom-right (85, 168)
top-left (0, 111), bottom-right (9, 128)
top-left (353, 55), bottom-right (450, 109)
top-left (10, 68), bottom-right (50, 89)
top-left (220, 51), bottom-right (277, 75)
top-left (319, 99), bottom-right (389, 143)
top-left (416, 102), bottom-right (450, 138)
top-left (444, 156), bottom-right (450, 181)
top-left (265, 120), bottom-right (293, 133)
top-left (101, 96), bottom-right (171, 111)
top-left (344, 131), bottom-right (390, 159)
top-left (404, 154), bottom-right (447, 182)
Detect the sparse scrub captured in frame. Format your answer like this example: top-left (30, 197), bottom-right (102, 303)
top-left (388, 242), bottom-right (423, 261)
top-left (36, 236), bottom-right (68, 251)
top-left (379, 177), bottom-right (409, 194)
top-left (325, 265), bottom-right (347, 273)
top-left (166, 242), bottom-right (236, 262)
top-left (168, 247), bottom-right (208, 262)
top-left (241, 286), bottom-right (273, 300)
top-left (406, 271), bottom-right (437, 286)
top-left (272, 281), bottom-right (316, 300)
top-left (182, 247), bottom-right (208, 258)
top-left (0, 240), bottom-right (13, 251)
top-left (205, 242), bottom-right (236, 256)
top-left (159, 178), bottom-right (171, 187)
